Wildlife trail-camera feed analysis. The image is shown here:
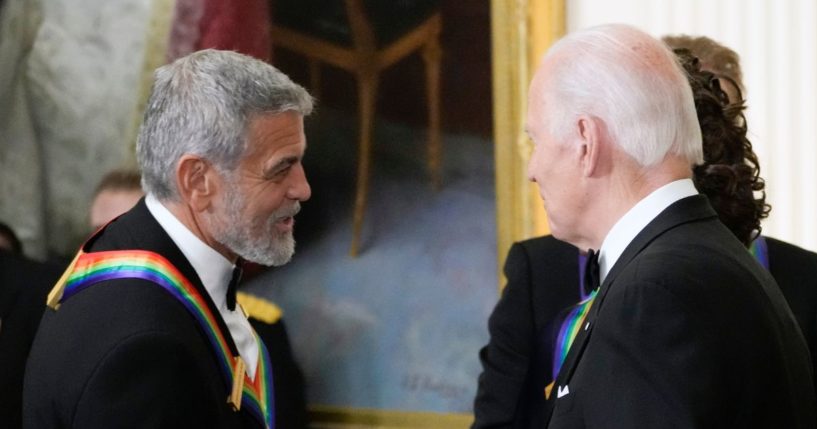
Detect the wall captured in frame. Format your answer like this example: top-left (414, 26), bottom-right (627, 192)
top-left (0, 0), bottom-right (153, 258)
top-left (567, 0), bottom-right (817, 251)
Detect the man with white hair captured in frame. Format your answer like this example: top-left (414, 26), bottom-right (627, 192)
top-left (24, 49), bottom-right (312, 428)
top-left (526, 24), bottom-right (815, 427)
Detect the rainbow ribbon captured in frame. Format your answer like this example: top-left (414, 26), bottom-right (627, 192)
top-left (50, 249), bottom-right (275, 429)
top-left (750, 236), bottom-right (770, 270)
top-left (551, 288), bottom-right (598, 381)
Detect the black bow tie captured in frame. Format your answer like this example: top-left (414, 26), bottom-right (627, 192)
top-left (584, 249), bottom-right (600, 296)
top-left (226, 260), bottom-right (243, 311)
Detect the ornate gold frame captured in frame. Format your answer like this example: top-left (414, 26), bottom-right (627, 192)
top-left (309, 406), bottom-right (471, 428)
top-left (493, 0), bottom-right (565, 289)
top-left (130, 0), bottom-right (567, 426)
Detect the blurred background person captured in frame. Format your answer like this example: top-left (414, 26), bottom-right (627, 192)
top-left (0, 222), bottom-right (61, 429)
top-left (664, 35), bottom-right (817, 386)
top-left (0, 222), bottom-right (23, 254)
top-left (88, 169), bottom-right (144, 231)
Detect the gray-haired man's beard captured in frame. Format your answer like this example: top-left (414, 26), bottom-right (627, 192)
top-left (207, 189), bottom-right (300, 267)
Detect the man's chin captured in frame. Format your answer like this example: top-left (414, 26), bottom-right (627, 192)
top-left (233, 236), bottom-right (295, 267)
top-left (547, 223), bottom-right (572, 245)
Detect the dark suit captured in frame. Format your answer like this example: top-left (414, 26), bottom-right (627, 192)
top-left (473, 236), bottom-right (579, 429)
top-left (765, 237), bottom-right (817, 390)
top-left (0, 251), bottom-right (61, 429)
top-left (474, 195), bottom-right (816, 428)
top-left (25, 200), bottom-right (271, 428)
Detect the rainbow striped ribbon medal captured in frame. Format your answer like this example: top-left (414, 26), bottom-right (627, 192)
top-left (47, 249), bottom-right (276, 429)
top-left (551, 289), bottom-right (598, 381)
top-left (544, 289), bottom-right (597, 399)
top-left (750, 236), bottom-right (770, 270)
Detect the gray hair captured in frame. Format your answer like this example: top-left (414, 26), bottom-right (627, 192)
top-left (137, 49), bottom-right (313, 200)
top-left (538, 24), bottom-right (702, 167)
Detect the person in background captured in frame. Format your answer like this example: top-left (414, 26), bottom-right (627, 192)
top-left (0, 221), bottom-right (23, 254)
top-left (474, 24), bottom-right (815, 428)
top-left (88, 169), bottom-right (144, 231)
top-left (25, 49), bottom-right (312, 428)
top-left (663, 35), bottom-right (817, 390)
top-left (0, 222), bottom-right (61, 429)
top-left (662, 34), bottom-right (744, 103)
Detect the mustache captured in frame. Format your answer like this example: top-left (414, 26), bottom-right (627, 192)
top-left (273, 202), bottom-right (301, 221)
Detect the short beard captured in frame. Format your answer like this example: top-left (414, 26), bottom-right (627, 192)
top-left (206, 178), bottom-right (300, 267)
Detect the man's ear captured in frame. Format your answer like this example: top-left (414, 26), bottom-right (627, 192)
top-left (175, 154), bottom-right (219, 212)
top-left (577, 116), bottom-right (602, 177)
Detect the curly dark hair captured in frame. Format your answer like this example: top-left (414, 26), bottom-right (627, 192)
top-left (664, 35), bottom-right (744, 98)
top-left (675, 49), bottom-right (771, 246)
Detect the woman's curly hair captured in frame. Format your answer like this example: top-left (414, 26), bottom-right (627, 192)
top-left (675, 49), bottom-right (771, 246)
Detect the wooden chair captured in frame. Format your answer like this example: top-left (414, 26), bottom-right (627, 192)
top-left (271, 0), bottom-right (442, 256)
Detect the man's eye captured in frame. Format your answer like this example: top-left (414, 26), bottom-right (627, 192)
top-left (266, 165), bottom-right (292, 180)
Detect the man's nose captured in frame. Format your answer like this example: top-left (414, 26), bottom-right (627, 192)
top-left (288, 164), bottom-right (311, 201)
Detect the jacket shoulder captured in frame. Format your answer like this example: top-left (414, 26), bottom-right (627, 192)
top-left (237, 292), bottom-right (282, 324)
top-left (765, 236), bottom-right (817, 273)
top-left (509, 235), bottom-right (578, 281)
top-left (517, 235), bottom-right (577, 255)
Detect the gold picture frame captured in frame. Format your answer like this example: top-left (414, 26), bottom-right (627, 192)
top-left (309, 406), bottom-right (472, 429)
top-left (492, 0), bottom-right (564, 289)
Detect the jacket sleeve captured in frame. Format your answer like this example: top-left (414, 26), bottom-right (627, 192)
top-left (472, 243), bottom-right (536, 429)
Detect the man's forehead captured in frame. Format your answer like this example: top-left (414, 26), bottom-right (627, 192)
top-left (248, 113), bottom-right (304, 143)
top-left (528, 71), bottom-right (553, 116)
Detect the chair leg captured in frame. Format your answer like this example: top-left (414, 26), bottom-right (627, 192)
top-left (422, 37), bottom-right (443, 190)
top-left (350, 73), bottom-right (378, 257)
top-left (308, 59), bottom-right (321, 99)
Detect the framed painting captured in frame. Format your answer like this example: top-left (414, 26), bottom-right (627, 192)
top-left (131, 1), bottom-right (565, 427)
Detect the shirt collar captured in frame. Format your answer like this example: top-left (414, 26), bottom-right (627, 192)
top-left (598, 178), bottom-right (698, 284)
top-left (145, 194), bottom-right (236, 310)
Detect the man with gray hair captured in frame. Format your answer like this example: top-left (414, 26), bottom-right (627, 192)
top-left (526, 24), bottom-right (815, 427)
top-left (24, 50), bottom-right (312, 429)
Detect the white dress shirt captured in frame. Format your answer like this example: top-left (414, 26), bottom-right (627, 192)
top-left (146, 194), bottom-right (259, 380)
top-left (598, 178), bottom-right (699, 284)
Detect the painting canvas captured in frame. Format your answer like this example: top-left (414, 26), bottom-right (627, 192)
top-left (243, 2), bottom-right (497, 417)
top-left (245, 112), bottom-right (496, 413)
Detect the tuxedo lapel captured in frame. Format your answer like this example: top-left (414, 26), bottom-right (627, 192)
top-left (88, 198), bottom-right (242, 357)
top-left (544, 195), bottom-right (717, 423)
top-left (593, 195), bottom-right (717, 313)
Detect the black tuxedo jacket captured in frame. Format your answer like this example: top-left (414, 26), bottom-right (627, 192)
top-left (472, 235), bottom-right (578, 429)
top-left (0, 251), bottom-right (61, 429)
top-left (765, 237), bottom-right (817, 390)
top-left (474, 195), bottom-right (817, 428)
top-left (25, 200), bottom-right (269, 428)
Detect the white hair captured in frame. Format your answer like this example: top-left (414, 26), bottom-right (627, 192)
top-left (537, 24), bottom-right (702, 166)
top-left (137, 49), bottom-right (314, 200)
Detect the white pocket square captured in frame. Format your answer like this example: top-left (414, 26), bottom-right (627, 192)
top-left (557, 384), bottom-right (570, 398)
